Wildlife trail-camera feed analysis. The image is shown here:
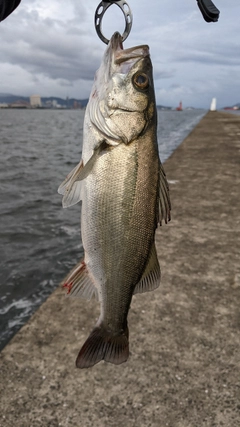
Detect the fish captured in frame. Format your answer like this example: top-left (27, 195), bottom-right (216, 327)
top-left (58, 31), bottom-right (171, 369)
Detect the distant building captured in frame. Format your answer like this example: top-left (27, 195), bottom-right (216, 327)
top-left (52, 99), bottom-right (61, 108)
top-left (9, 100), bottom-right (30, 108)
top-left (73, 100), bottom-right (82, 109)
top-left (30, 94), bottom-right (42, 108)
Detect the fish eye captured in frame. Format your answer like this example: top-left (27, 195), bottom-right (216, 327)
top-left (133, 73), bottom-right (149, 90)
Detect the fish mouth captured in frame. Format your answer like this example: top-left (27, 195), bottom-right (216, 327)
top-left (109, 32), bottom-right (149, 67)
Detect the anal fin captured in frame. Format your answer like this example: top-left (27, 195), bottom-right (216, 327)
top-left (134, 243), bottom-right (160, 295)
top-left (62, 260), bottom-right (98, 301)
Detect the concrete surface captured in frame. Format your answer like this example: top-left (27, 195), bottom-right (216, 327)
top-left (1, 111), bottom-right (240, 427)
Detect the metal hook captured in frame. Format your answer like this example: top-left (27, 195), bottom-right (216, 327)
top-left (95, 0), bottom-right (133, 45)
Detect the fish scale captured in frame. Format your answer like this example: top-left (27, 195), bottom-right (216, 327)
top-left (58, 32), bottom-right (171, 368)
top-left (83, 144), bottom-right (139, 297)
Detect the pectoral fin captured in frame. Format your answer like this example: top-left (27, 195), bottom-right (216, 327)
top-left (58, 160), bottom-right (83, 207)
top-left (134, 243), bottom-right (160, 294)
top-left (72, 140), bottom-right (108, 181)
top-left (58, 140), bottom-right (108, 208)
top-left (159, 162), bottom-right (171, 225)
top-left (62, 260), bottom-right (98, 301)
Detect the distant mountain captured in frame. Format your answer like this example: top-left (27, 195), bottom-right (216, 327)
top-left (0, 94), bottom-right (29, 104)
top-left (0, 92), bottom-right (15, 97)
top-left (157, 105), bottom-right (172, 110)
top-left (0, 93), bottom-right (89, 108)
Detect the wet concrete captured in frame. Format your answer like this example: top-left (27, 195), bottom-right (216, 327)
top-left (1, 111), bottom-right (240, 427)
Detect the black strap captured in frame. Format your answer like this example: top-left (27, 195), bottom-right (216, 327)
top-left (0, 0), bottom-right (220, 25)
top-left (197, 0), bottom-right (220, 22)
top-left (0, 0), bottom-right (21, 22)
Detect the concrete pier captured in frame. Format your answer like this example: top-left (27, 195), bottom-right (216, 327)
top-left (1, 111), bottom-right (240, 427)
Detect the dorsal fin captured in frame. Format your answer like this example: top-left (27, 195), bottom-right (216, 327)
top-left (159, 162), bottom-right (171, 225)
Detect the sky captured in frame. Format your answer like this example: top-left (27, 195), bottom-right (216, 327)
top-left (0, 0), bottom-right (239, 108)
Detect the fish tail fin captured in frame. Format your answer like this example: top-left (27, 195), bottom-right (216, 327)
top-left (76, 325), bottom-right (129, 369)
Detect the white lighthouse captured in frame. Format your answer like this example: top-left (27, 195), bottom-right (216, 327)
top-left (210, 98), bottom-right (217, 111)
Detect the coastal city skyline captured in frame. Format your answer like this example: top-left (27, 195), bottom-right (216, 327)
top-left (0, 1), bottom-right (239, 109)
top-left (0, 93), bottom-right (88, 109)
top-left (0, 92), bottom-right (239, 111)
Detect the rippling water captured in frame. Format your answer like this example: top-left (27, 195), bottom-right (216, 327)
top-left (0, 108), bottom-right (206, 350)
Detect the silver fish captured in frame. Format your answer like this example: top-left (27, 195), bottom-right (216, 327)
top-left (58, 32), bottom-right (171, 368)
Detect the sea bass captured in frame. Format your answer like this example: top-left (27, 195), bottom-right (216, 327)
top-left (58, 32), bottom-right (171, 369)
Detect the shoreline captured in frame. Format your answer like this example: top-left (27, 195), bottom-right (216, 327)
top-left (0, 109), bottom-right (205, 352)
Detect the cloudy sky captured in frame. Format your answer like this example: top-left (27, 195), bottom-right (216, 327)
top-left (0, 0), bottom-right (239, 108)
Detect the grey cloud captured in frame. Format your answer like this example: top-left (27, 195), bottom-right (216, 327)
top-left (169, 84), bottom-right (182, 90)
top-left (1, 0), bottom-right (240, 108)
top-left (167, 27), bottom-right (240, 67)
top-left (1, 7), bottom-right (103, 82)
top-left (153, 68), bottom-right (176, 80)
top-left (174, 49), bottom-right (240, 67)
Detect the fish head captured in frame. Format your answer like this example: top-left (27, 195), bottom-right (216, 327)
top-left (89, 32), bottom-right (156, 145)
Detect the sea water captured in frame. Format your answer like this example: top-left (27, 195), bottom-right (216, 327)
top-left (0, 108), bottom-right (206, 350)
